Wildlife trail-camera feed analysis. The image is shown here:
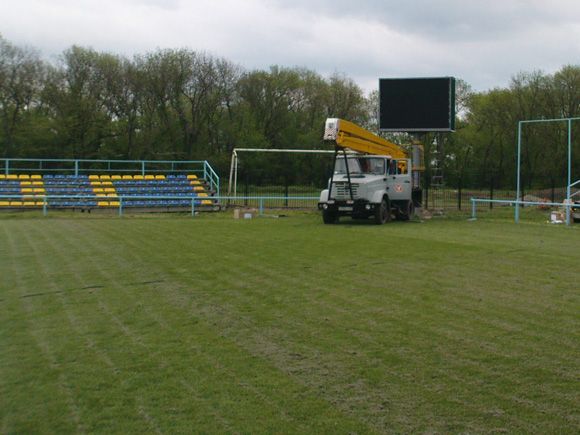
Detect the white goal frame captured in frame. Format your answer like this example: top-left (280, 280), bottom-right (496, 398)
top-left (227, 148), bottom-right (337, 197)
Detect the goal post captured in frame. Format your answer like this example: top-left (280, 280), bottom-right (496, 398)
top-left (227, 148), bottom-right (336, 198)
top-left (515, 117), bottom-right (580, 225)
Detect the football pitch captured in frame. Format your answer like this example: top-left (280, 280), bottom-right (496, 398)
top-left (1, 212), bottom-right (579, 433)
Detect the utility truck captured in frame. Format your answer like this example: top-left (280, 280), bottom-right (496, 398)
top-left (318, 118), bottom-right (423, 224)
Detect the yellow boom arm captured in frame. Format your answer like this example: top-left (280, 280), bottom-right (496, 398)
top-left (323, 118), bottom-right (408, 159)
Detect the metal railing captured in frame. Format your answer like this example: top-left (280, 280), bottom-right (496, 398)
top-left (203, 161), bottom-right (220, 196)
top-left (470, 198), bottom-right (577, 225)
top-left (0, 194), bottom-right (319, 217)
top-left (1, 157), bottom-right (215, 179)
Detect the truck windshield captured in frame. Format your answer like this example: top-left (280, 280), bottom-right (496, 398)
top-left (334, 157), bottom-right (385, 175)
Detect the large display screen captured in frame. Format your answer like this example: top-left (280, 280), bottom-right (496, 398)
top-left (379, 77), bottom-right (456, 132)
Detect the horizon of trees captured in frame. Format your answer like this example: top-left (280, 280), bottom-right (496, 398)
top-left (1, 35), bottom-right (579, 189)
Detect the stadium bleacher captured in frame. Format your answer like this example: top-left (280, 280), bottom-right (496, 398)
top-left (0, 173), bottom-right (215, 209)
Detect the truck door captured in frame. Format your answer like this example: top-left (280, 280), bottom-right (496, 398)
top-left (388, 159), bottom-right (412, 200)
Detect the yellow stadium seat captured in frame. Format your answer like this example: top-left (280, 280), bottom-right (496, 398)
top-left (187, 174), bottom-right (198, 180)
top-left (33, 188), bottom-right (45, 193)
top-left (155, 175), bottom-right (165, 180)
top-left (93, 188), bottom-right (104, 193)
top-left (18, 174), bottom-right (30, 179)
top-left (144, 175), bottom-right (155, 180)
top-left (0, 174), bottom-right (5, 179)
top-left (21, 188), bottom-right (33, 193)
top-left (190, 180), bottom-right (201, 185)
top-left (193, 186), bottom-right (205, 192)
top-left (111, 175), bottom-right (122, 180)
top-left (133, 175), bottom-right (144, 180)
top-left (122, 175), bottom-right (133, 180)
top-left (91, 181), bottom-right (101, 186)
top-left (97, 201), bottom-right (110, 207)
top-left (104, 188), bottom-right (116, 193)
top-left (6, 174), bottom-right (18, 180)
top-left (23, 201), bottom-right (37, 207)
top-left (10, 201), bottom-right (23, 206)
top-left (89, 175), bottom-right (100, 180)
top-left (20, 181), bottom-right (32, 186)
top-left (198, 192), bottom-right (208, 197)
top-left (32, 181), bottom-right (43, 186)
top-left (99, 175), bottom-right (111, 180)
top-left (201, 200), bottom-right (213, 205)
top-left (106, 193), bottom-right (118, 197)
top-left (100, 181), bottom-right (113, 186)
top-left (109, 201), bottom-right (120, 206)
top-left (31, 174), bottom-right (42, 180)
top-left (0, 201), bottom-right (10, 206)
top-left (35, 201), bottom-right (44, 206)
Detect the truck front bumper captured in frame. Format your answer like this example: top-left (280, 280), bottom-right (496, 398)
top-left (318, 199), bottom-right (376, 216)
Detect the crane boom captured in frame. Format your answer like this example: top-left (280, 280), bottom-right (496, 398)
top-left (323, 118), bottom-right (408, 159)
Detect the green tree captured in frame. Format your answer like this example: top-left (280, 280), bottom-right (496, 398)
top-left (0, 35), bottom-right (45, 157)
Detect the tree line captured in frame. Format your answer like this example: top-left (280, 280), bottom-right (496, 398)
top-left (1, 35), bottom-right (578, 188)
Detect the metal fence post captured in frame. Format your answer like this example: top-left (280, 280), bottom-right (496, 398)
top-left (43, 198), bottom-right (47, 216)
top-left (566, 118), bottom-right (572, 226)
top-left (191, 198), bottom-right (195, 217)
top-left (118, 197), bottom-right (123, 217)
top-left (259, 197), bottom-right (264, 216)
top-left (471, 198), bottom-right (476, 220)
top-left (515, 121), bottom-right (522, 224)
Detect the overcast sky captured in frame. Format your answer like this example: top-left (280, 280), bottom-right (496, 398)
top-left (1, 0), bottom-right (579, 92)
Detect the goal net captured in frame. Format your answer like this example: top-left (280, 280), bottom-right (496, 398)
top-left (227, 148), bottom-right (336, 208)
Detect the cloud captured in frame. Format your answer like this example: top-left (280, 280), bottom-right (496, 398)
top-left (0, 0), bottom-right (579, 92)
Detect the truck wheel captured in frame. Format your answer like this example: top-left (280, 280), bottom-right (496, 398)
top-left (398, 200), bottom-right (414, 221)
top-left (322, 209), bottom-right (339, 224)
top-left (374, 198), bottom-right (390, 225)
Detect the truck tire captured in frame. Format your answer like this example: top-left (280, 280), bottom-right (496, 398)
top-left (374, 198), bottom-right (391, 225)
top-left (397, 200), bottom-right (414, 221)
top-left (322, 209), bottom-right (339, 224)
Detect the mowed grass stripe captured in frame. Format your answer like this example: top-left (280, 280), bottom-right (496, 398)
top-left (68, 218), bottom-right (580, 432)
top-left (69, 221), bottom-right (372, 429)
top-left (165, 230), bottom-right (572, 430)
top-left (16, 221), bottom-right (271, 433)
top-left (68, 221), bottom-right (454, 432)
top-left (78, 218), bottom-right (580, 432)
top-left (21, 219), bottom-right (371, 433)
top-left (17, 222), bottom-right (163, 434)
top-left (83, 220), bottom-right (441, 430)
top-left (1, 215), bottom-right (578, 433)
top-left (1, 224), bottom-right (86, 433)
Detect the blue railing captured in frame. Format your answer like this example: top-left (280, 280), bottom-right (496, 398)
top-left (470, 197), bottom-right (578, 225)
top-left (2, 157), bottom-right (214, 177)
top-left (0, 194), bottom-right (319, 216)
top-left (203, 161), bottom-right (220, 196)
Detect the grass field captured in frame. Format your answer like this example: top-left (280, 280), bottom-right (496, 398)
top-left (1, 212), bottom-right (579, 433)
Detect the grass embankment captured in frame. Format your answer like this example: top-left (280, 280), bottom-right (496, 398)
top-left (1, 213), bottom-right (578, 433)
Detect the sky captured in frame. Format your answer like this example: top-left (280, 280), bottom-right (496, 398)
top-left (1, 0), bottom-right (579, 93)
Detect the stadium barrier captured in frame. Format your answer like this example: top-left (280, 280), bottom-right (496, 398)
top-left (0, 194), bottom-right (320, 217)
